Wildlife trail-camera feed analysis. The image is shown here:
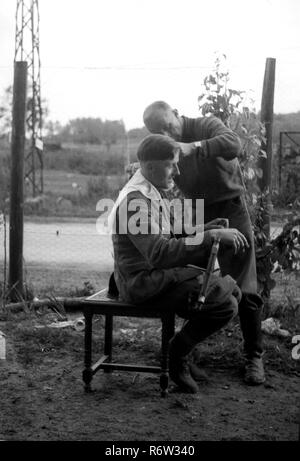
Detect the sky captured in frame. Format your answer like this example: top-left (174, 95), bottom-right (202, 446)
top-left (0, 0), bottom-right (300, 130)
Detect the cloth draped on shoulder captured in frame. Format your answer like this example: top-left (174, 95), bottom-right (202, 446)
top-left (107, 168), bottom-right (171, 236)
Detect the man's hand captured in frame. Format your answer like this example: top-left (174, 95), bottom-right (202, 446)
top-left (204, 218), bottom-right (229, 230)
top-left (178, 141), bottom-right (207, 160)
top-left (178, 142), bottom-right (194, 157)
top-left (208, 228), bottom-right (249, 254)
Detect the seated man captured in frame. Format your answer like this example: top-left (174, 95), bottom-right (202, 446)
top-left (109, 134), bottom-right (248, 393)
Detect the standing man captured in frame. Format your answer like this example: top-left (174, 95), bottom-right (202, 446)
top-left (110, 134), bottom-right (246, 393)
top-left (143, 101), bottom-right (265, 385)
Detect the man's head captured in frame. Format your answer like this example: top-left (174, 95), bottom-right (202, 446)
top-left (137, 134), bottom-right (180, 190)
top-left (143, 101), bottom-right (183, 141)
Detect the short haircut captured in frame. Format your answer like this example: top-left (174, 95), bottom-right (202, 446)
top-left (137, 134), bottom-right (179, 162)
top-left (143, 101), bottom-right (172, 130)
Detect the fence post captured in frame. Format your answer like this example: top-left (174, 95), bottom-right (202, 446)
top-left (278, 131), bottom-right (283, 191)
top-left (8, 61), bottom-right (28, 302)
top-left (258, 57), bottom-right (276, 239)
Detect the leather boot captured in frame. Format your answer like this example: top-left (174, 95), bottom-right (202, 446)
top-left (238, 293), bottom-right (264, 358)
top-left (169, 335), bottom-right (199, 394)
top-left (239, 294), bottom-right (265, 385)
top-left (244, 357), bottom-right (265, 385)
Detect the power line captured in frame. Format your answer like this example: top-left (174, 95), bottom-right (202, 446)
top-left (0, 64), bottom-right (214, 71)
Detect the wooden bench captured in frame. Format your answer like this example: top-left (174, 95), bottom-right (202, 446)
top-left (81, 287), bottom-right (176, 397)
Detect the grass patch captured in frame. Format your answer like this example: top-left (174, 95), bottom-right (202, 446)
top-left (22, 268), bottom-right (111, 299)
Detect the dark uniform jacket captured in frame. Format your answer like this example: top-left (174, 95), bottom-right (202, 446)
top-left (176, 116), bottom-right (244, 205)
top-left (112, 187), bottom-right (214, 304)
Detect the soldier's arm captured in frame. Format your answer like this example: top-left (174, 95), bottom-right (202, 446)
top-left (118, 192), bottom-right (212, 269)
top-left (179, 116), bottom-right (242, 161)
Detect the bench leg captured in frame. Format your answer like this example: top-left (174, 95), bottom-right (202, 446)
top-left (83, 311), bottom-right (93, 392)
top-left (104, 314), bottom-right (113, 373)
top-left (160, 313), bottom-right (175, 397)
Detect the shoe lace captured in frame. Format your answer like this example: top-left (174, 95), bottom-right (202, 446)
top-left (245, 358), bottom-right (263, 373)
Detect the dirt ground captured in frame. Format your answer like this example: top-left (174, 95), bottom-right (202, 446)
top-left (0, 304), bottom-right (299, 442)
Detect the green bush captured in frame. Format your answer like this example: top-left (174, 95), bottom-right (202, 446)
top-left (67, 152), bottom-right (102, 174)
top-left (197, 53), bottom-right (300, 306)
top-left (86, 176), bottom-right (110, 199)
top-left (44, 145), bottom-right (126, 176)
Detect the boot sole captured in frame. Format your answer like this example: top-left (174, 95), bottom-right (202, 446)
top-left (244, 376), bottom-right (266, 385)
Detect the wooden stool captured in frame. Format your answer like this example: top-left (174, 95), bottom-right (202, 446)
top-left (81, 288), bottom-right (176, 397)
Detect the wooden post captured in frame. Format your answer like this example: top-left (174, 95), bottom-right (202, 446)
top-left (8, 61), bottom-right (27, 302)
top-left (126, 132), bottom-right (130, 166)
top-left (278, 131), bottom-right (283, 190)
top-left (258, 57), bottom-right (276, 238)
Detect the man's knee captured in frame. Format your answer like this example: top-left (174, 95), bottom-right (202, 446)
top-left (201, 292), bottom-right (238, 323)
top-left (239, 292), bottom-right (263, 312)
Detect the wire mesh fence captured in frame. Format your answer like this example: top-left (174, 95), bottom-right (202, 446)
top-left (0, 215), bottom-right (114, 297)
top-left (1, 210), bottom-right (285, 298)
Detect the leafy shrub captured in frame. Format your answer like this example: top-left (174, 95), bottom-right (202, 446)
top-left (198, 53), bottom-right (300, 305)
top-left (86, 176), bottom-right (110, 199)
top-left (68, 281), bottom-right (95, 297)
top-left (44, 145), bottom-right (126, 176)
top-left (67, 152), bottom-right (101, 174)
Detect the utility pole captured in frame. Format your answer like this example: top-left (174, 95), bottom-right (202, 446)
top-left (9, 62), bottom-right (27, 301)
top-left (15, 0), bottom-right (43, 197)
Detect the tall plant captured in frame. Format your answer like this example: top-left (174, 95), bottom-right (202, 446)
top-left (198, 54), bottom-right (300, 306)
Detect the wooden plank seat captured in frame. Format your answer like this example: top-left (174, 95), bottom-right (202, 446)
top-left (81, 285), bottom-right (176, 397)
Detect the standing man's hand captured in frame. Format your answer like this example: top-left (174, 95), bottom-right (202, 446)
top-left (178, 142), bottom-right (194, 157)
top-left (178, 141), bottom-right (207, 159)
